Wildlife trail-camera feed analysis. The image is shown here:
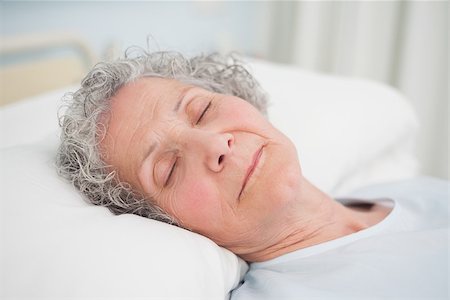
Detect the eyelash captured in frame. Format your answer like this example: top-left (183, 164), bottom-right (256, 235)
top-left (165, 158), bottom-right (178, 187)
top-left (165, 100), bottom-right (211, 187)
top-left (196, 101), bottom-right (212, 124)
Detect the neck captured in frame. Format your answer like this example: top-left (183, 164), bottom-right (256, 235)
top-left (240, 177), bottom-right (391, 262)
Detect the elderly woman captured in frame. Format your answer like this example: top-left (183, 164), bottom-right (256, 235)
top-left (57, 51), bottom-right (447, 298)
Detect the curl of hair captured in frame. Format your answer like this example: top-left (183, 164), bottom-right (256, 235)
top-left (56, 48), bottom-right (268, 225)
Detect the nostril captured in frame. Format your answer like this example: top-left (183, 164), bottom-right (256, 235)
top-left (228, 137), bottom-right (233, 147)
top-left (218, 155), bottom-right (224, 164)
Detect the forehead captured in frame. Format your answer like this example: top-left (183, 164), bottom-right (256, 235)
top-left (109, 76), bottom-right (197, 126)
top-left (111, 77), bottom-right (187, 113)
top-left (106, 77), bottom-right (181, 141)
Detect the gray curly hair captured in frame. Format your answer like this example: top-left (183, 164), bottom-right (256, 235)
top-left (56, 48), bottom-right (268, 225)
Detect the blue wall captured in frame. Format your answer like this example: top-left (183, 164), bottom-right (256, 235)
top-left (1, 1), bottom-right (271, 58)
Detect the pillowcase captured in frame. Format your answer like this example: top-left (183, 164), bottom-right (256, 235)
top-left (0, 86), bottom-right (76, 149)
top-left (0, 134), bottom-right (247, 299)
top-left (246, 58), bottom-right (419, 194)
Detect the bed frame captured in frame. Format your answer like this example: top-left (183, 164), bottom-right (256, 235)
top-left (0, 33), bottom-right (95, 106)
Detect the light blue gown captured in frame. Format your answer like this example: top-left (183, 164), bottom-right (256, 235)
top-left (231, 176), bottom-right (449, 300)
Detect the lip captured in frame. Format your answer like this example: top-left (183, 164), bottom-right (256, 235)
top-left (239, 146), bottom-right (264, 199)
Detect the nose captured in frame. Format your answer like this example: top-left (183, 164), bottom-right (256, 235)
top-left (183, 129), bottom-right (234, 172)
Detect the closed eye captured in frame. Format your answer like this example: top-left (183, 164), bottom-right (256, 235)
top-left (165, 158), bottom-right (178, 187)
top-left (196, 101), bottom-right (212, 124)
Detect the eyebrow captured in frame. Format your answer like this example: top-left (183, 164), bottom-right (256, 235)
top-left (173, 86), bottom-right (195, 113)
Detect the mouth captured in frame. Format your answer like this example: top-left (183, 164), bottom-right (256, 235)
top-left (238, 145), bottom-right (264, 199)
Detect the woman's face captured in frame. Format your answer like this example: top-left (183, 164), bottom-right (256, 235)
top-left (101, 77), bottom-right (302, 255)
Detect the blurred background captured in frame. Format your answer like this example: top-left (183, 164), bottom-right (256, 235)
top-left (0, 1), bottom-right (448, 180)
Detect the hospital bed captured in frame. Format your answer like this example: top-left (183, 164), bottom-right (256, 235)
top-left (0, 35), bottom-right (419, 299)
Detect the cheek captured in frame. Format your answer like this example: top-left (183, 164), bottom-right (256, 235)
top-left (223, 99), bottom-right (266, 126)
top-left (180, 179), bottom-right (213, 208)
top-left (269, 147), bottom-right (302, 204)
top-left (174, 177), bottom-right (220, 227)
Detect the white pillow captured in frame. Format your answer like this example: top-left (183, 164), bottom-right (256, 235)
top-left (0, 86), bottom-right (76, 149)
top-left (246, 58), bottom-right (419, 194)
top-left (0, 134), bottom-right (247, 299)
